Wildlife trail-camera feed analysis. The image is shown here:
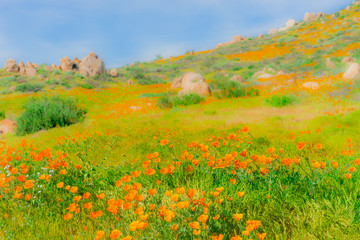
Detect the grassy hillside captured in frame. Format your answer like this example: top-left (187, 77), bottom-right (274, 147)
top-left (1, 2), bottom-right (360, 240)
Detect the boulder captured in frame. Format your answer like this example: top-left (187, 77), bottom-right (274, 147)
top-left (18, 61), bottom-right (26, 75)
top-left (60, 57), bottom-right (73, 72)
top-left (286, 19), bottom-right (296, 28)
top-left (317, 12), bottom-right (326, 18)
top-left (79, 52), bottom-right (106, 78)
top-left (353, 17), bottom-right (359, 23)
top-left (343, 63), bottom-right (360, 80)
top-left (72, 57), bottom-right (81, 64)
top-left (0, 119), bottom-right (16, 136)
top-left (110, 69), bottom-right (119, 77)
top-left (257, 73), bottom-right (274, 79)
top-left (26, 67), bottom-right (37, 77)
top-left (341, 56), bottom-right (354, 63)
top-left (178, 72), bottom-right (211, 96)
top-left (215, 43), bottom-right (226, 49)
top-left (5, 59), bottom-right (19, 73)
top-left (268, 29), bottom-right (278, 35)
top-left (171, 76), bottom-right (182, 89)
top-left (43, 65), bottom-right (51, 72)
top-left (304, 12), bottom-right (317, 22)
top-left (302, 82), bottom-right (319, 90)
top-left (127, 79), bottom-right (133, 85)
top-left (230, 75), bottom-right (246, 84)
top-left (326, 58), bottom-right (336, 69)
top-left (277, 70), bottom-right (286, 75)
top-left (279, 27), bottom-right (288, 32)
top-left (257, 34), bottom-right (264, 39)
top-left (230, 35), bottom-right (244, 43)
top-left (32, 63), bottom-right (39, 69)
top-left (50, 64), bottom-right (57, 71)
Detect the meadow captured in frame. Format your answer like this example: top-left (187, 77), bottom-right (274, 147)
top-left (1, 2), bottom-right (360, 240)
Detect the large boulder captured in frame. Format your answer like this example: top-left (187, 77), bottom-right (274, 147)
top-left (343, 63), bottom-right (360, 80)
top-left (268, 29), bottom-right (278, 35)
top-left (110, 69), bottom-right (118, 77)
top-left (342, 56), bottom-right (354, 63)
top-left (171, 76), bottom-right (182, 89)
top-left (79, 52), bottom-right (106, 78)
top-left (286, 19), bottom-right (296, 28)
top-left (5, 59), bottom-right (19, 73)
top-left (60, 57), bottom-right (73, 72)
top-left (304, 12), bottom-right (317, 22)
top-left (178, 72), bottom-right (211, 96)
top-left (257, 73), bottom-right (274, 79)
top-left (230, 35), bottom-right (244, 44)
top-left (50, 64), bottom-right (57, 71)
top-left (25, 62), bottom-right (37, 77)
top-left (19, 61), bottom-right (26, 75)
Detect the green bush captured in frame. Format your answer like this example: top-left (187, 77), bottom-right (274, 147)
top-left (15, 83), bottom-right (44, 92)
top-left (157, 93), bottom-right (205, 108)
top-left (211, 80), bottom-right (259, 99)
top-left (0, 110), bottom-right (5, 120)
top-left (173, 93), bottom-right (205, 107)
top-left (265, 95), bottom-right (297, 107)
top-left (16, 95), bottom-right (87, 136)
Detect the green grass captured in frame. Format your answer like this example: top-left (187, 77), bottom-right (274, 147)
top-left (16, 95), bottom-right (87, 136)
top-left (157, 93), bottom-right (205, 108)
top-left (0, 109), bottom-right (5, 120)
top-left (265, 95), bottom-right (298, 107)
top-left (15, 82), bottom-right (44, 93)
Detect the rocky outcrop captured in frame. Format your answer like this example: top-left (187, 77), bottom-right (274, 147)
top-left (25, 62), bottom-right (37, 77)
top-left (5, 59), bottom-right (19, 73)
top-left (268, 29), bottom-right (278, 35)
top-left (110, 69), bottom-right (119, 77)
top-left (79, 52), bottom-right (106, 78)
top-left (286, 19), bottom-right (296, 28)
top-left (304, 12), bottom-right (317, 22)
top-left (171, 76), bottom-right (182, 89)
top-left (343, 63), bottom-right (360, 80)
top-left (178, 72), bottom-right (211, 96)
top-left (60, 57), bottom-right (73, 72)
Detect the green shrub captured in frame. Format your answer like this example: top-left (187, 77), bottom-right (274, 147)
top-left (211, 80), bottom-right (259, 99)
top-left (173, 93), bottom-right (205, 107)
top-left (265, 95), bottom-right (297, 107)
top-left (157, 93), bottom-right (205, 108)
top-left (15, 83), bottom-right (44, 92)
top-left (157, 94), bottom-right (173, 109)
top-left (0, 110), bottom-right (5, 120)
top-left (16, 95), bottom-right (87, 136)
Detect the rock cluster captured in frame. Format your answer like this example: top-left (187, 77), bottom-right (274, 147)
top-left (3, 52), bottom-right (106, 78)
top-left (171, 72), bottom-right (211, 96)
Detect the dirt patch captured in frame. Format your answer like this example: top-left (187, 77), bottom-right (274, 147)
top-left (0, 119), bottom-right (16, 136)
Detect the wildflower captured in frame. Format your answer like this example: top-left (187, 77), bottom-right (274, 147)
top-left (148, 189), bottom-right (157, 195)
top-left (57, 182), bottom-right (64, 188)
top-left (237, 192), bottom-right (245, 197)
top-left (69, 186), bottom-right (78, 193)
top-left (242, 126), bottom-right (249, 133)
top-left (115, 180), bottom-right (123, 187)
top-left (97, 193), bottom-right (105, 199)
top-left (345, 173), bottom-right (352, 179)
top-left (171, 224), bottom-right (178, 231)
top-left (83, 192), bottom-right (91, 199)
top-left (189, 222), bottom-right (201, 230)
top-left (84, 202), bottom-right (93, 210)
top-left (64, 213), bottom-right (73, 220)
top-left (296, 142), bottom-right (306, 150)
top-left (315, 144), bottom-right (322, 149)
top-left (96, 231), bottom-right (105, 239)
top-left (110, 229), bottom-right (121, 239)
top-left (24, 180), bottom-right (34, 189)
top-left (233, 214), bottom-right (243, 221)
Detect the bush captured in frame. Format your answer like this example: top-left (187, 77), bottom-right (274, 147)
top-left (157, 93), bottom-right (205, 108)
top-left (0, 110), bottom-right (5, 120)
top-left (211, 80), bottom-right (259, 99)
top-left (15, 83), bottom-right (44, 92)
top-left (265, 95), bottom-right (297, 107)
top-left (16, 95), bottom-right (87, 136)
top-left (173, 93), bottom-right (205, 107)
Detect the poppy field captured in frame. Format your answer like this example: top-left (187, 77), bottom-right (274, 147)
top-left (1, 2), bottom-right (360, 240)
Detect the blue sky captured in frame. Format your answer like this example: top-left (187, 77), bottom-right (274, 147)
top-left (0, 0), bottom-right (353, 68)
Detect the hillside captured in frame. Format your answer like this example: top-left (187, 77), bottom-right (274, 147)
top-left (0, 2), bottom-right (360, 240)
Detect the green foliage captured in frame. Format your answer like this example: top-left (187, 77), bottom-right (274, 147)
top-left (173, 93), bottom-right (205, 107)
top-left (211, 80), bottom-right (259, 99)
top-left (15, 82), bottom-right (44, 92)
top-left (0, 109), bottom-right (5, 120)
top-left (139, 92), bottom-right (168, 98)
top-left (157, 93), bottom-right (205, 108)
top-left (16, 95), bottom-right (87, 136)
top-left (265, 95), bottom-right (297, 107)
